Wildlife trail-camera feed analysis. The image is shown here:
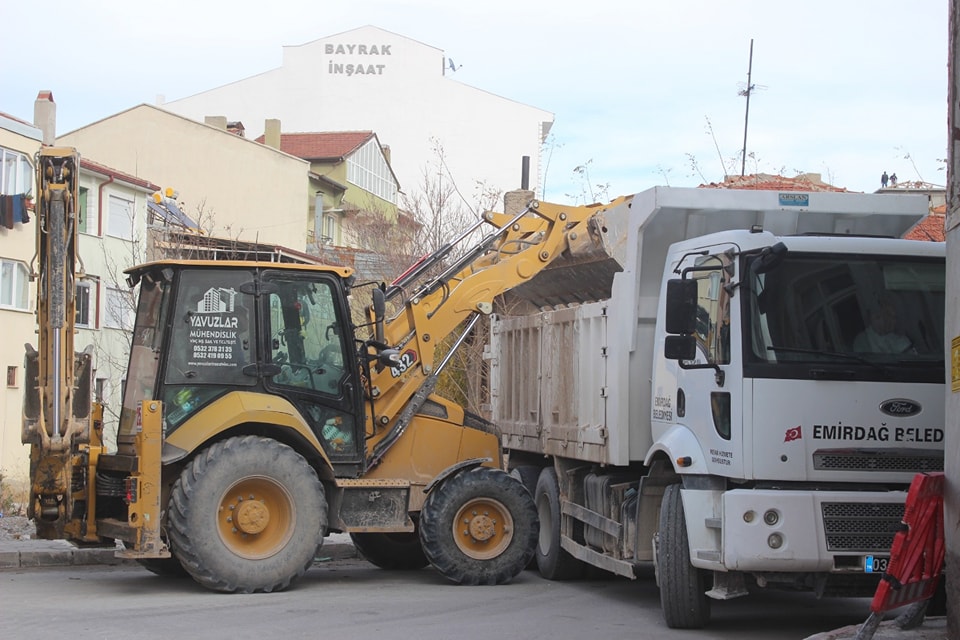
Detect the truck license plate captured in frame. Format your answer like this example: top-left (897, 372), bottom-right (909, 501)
top-left (864, 556), bottom-right (889, 573)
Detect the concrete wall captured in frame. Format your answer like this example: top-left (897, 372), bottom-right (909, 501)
top-left (58, 105), bottom-right (311, 251)
top-left (163, 26), bottom-right (552, 204)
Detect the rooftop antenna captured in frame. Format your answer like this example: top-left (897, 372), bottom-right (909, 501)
top-left (738, 39), bottom-right (765, 177)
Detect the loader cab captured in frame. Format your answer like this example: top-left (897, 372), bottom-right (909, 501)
top-left (117, 262), bottom-right (365, 466)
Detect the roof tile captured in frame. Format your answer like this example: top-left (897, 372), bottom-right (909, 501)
top-left (254, 131), bottom-right (375, 160)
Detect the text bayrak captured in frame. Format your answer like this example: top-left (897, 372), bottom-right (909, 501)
top-left (812, 423), bottom-right (943, 443)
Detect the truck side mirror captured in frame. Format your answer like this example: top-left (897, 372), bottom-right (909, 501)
top-left (664, 335), bottom-right (696, 361)
top-left (751, 242), bottom-right (787, 275)
top-left (372, 286), bottom-right (386, 344)
top-left (665, 279), bottom-right (698, 335)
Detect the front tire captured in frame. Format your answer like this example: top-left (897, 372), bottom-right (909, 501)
top-left (419, 467), bottom-right (537, 585)
top-left (658, 483), bottom-right (710, 629)
top-left (167, 436), bottom-right (326, 593)
top-left (351, 517), bottom-right (429, 570)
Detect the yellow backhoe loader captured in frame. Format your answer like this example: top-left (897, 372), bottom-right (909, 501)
top-left (23, 146), bottom-right (612, 592)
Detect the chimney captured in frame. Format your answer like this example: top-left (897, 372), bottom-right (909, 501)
top-left (382, 144), bottom-right (391, 165)
top-left (264, 119), bottom-right (282, 150)
top-left (504, 189), bottom-right (534, 216)
top-left (34, 90), bottom-right (56, 145)
top-left (204, 116), bottom-right (228, 130)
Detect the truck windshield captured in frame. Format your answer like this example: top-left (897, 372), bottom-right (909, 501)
top-left (117, 271), bottom-right (172, 447)
top-left (743, 252), bottom-right (944, 383)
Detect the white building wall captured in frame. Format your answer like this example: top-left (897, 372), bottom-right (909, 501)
top-left (0, 118), bottom-right (155, 492)
top-left (74, 172), bottom-right (155, 449)
top-left (163, 26), bottom-right (552, 203)
top-left (0, 122), bottom-right (40, 494)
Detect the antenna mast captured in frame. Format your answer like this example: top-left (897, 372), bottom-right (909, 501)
top-left (739, 39), bottom-right (755, 177)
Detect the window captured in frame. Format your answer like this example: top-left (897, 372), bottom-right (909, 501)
top-left (107, 194), bottom-right (134, 239)
top-left (1, 147), bottom-right (32, 195)
top-left (76, 279), bottom-right (96, 327)
top-left (322, 214), bottom-right (336, 244)
top-left (78, 187), bottom-right (91, 234)
top-left (0, 258), bottom-right (30, 310)
top-left (267, 277), bottom-right (347, 395)
top-left (346, 138), bottom-right (397, 204)
top-left (691, 255), bottom-right (731, 365)
top-left (104, 286), bottom-right (134, 329)
top-left (6, 365), bottom-right (16, 388)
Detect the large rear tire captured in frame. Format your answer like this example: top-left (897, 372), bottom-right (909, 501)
top-left (534, 467), bottom-right (584, 580)
top-left (351, 517), bottom-right (428, 570)
top-left (419, 467), bottom-right (537, 585)
top-left (137, 557), bottom-right (190, 578)
top-left (658, 483), bottom-right (711, 629)
top-left (167, 436), bottom-right (326, 593)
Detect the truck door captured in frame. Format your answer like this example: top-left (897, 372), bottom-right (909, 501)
top-left (262, 272), bottom-right (363, 463)
top-left (679, 250), bottom-right (744, 477)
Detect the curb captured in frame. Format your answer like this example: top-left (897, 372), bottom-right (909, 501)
top-left (1, 538), bottom-right (358, 570)
top-left (0, 541), bottom-right (130, 569)
top-left (802, 618), bottom-right (948, 640)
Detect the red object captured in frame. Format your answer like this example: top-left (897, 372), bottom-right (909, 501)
top-left (784, 426), bottom-right (802, 442)
top-left (869, 472), bottom-right (945, 613)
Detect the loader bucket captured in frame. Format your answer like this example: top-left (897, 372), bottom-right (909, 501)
top-left (499, 197), bottom-right (627, 310)
top-left (502, 252), bottom-right (621, 309)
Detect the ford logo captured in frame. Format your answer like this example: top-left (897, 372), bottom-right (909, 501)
top-left (879, 399), bottom-right (922, 417)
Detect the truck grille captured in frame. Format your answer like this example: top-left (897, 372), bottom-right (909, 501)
top-left (813, 449), bottom-right (943, 473)
top-left (821, 502), bottom-right (905, 552)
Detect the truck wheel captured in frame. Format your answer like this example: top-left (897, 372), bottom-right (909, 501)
top-left (534, 467), bottom-right (584, 580)
top-left (167, 436), bottom-right (326, 593)
top-left (509, 465), bottom-right (541, 569)
top-left (419, 466), bottom-right (537, 585)
top-left (658, 483), bottom-right (710, 629)
top-left (509, 464), bottom-right (540, 497)
top-left (351, 518), bottom-right (429, 570)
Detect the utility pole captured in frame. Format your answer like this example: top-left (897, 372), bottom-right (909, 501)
top-left (945, 0), bottom-right (960, 635)
top-left (739, 39), bottom-right (755, 177)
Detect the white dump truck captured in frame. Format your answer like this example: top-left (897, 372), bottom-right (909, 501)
top-left (488, 186), bottom-right (945, 628)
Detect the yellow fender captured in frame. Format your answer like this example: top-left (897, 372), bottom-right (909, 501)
top-left (163, 391), bottom-right (333, 474)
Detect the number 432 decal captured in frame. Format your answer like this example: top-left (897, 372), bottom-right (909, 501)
top-left (390, 350), bottom-right (418, 377)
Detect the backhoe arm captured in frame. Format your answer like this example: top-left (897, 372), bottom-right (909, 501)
top-left (22, 147), bottom-right (98, 540)
top-left (366, 196), bottom-right (625, 463)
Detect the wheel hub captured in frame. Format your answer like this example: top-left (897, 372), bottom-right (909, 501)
top-left (452, 497), bottom-right (514, 560)
top-left (467, 513), bottom-right (496, 542)
top-left (235, 500), bottom-right (269, 534)
top-left (217, 476), bottom-right (295, 560)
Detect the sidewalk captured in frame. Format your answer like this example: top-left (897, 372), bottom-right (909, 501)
top-left (0, 533), bottom-right (358, 570)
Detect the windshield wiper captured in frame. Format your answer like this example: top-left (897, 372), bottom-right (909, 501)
top-left (765, 346), bottom-right (894, 378)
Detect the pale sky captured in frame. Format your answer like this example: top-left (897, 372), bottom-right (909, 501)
top-left (0, 0), bottom-right (949, 202)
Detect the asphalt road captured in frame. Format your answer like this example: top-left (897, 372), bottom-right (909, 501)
top-left (0, 557), bottom-right (883, 640)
